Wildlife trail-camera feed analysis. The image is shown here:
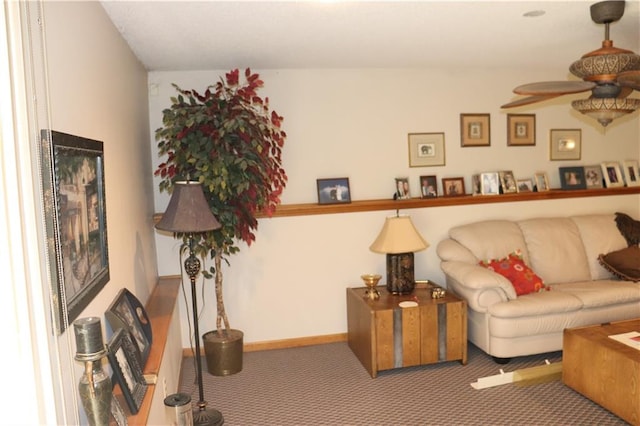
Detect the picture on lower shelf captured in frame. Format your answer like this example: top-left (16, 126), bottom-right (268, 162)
top-left (584, 165), bottom-right (604, 189)
top-left (442, 177), bottom-right (465, 197)
top-left (316, 177), bottom-right (351, 204)
top-left (419, 175), bottom-right (438, 198)
top-left (559, 166), bottom-right (587, 190)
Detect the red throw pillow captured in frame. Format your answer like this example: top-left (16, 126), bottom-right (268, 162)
top-left (479, 250), bottom-right (548, 296)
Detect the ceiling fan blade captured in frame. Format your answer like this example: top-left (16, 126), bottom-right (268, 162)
top-left (619, 86), bottom-right (634, 98)
top-left (501, 94), bottom-right (563, 109)
top-left (618, 70), bottom-right (640, 91)
top-left (513, 81), bottom-right (596, 96)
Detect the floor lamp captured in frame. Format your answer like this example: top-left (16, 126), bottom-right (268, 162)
top-left (156, 181), bottom-right (224, 426)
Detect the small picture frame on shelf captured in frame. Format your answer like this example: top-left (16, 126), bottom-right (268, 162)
top-left (110, 396), bottom-right (128, 426)
top-left (584, 165), bottom-right (604, 189)
top-left (622, 160), bottom-right (640, 187)
top-left (480, 172), bottom-right (500, 195)
top-left (516, 179), bottom-right (534, 192)
top-left (408, 133), bottom-right (446, 167)
top-left (507, 114), bottom-right (536, 146)
top-left (106, 289), bottom-right (152, 367)
top-left (471, 174), bottom-right (482, 196)
top-left (316, 177), bottom-right (351, 204)
top-left (534, 172), bottom-right (550, 191)
top-left (460, 113), bottom-right (490, 147)
top-left (559, 166), bottom-right (587, 190)
top-left (550, 129), bottom-right (581, 161)
top-left (442, 177), bottom-right (465, 197)
top-left (499, 170), bottom-right (518, 194)
top-left (419, 175), bottom-right (438, 198)
top-left (107, 328), bottom-right (147, 414)
top-left (395, 177), bottom-right (411, 199)
top-left (601, 162), bottom-right (624, 188)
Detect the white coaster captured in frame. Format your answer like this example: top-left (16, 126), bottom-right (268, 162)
top-left (398, 301), bottom-right (418, 308)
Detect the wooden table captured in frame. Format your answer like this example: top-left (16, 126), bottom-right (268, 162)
top-left (346, 282), bottom-right (467, 378)
top-left (563, 319), bottom-right (640, 426)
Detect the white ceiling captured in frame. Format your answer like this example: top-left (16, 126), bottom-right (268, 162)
top-left (100, 0), bottom-right (640, 72)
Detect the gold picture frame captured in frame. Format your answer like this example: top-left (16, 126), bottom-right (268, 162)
top-left (507, 114), bottom-right (536, 146)
top-left (550, 129), bottom-right (581, 161)
top-left (460, 113), bottom-right (490, 147)
top-left (408, 132), bottom-right (445, 167)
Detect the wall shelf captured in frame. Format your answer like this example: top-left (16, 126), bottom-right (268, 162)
top-left (153, 187), bottom-right (640, 222)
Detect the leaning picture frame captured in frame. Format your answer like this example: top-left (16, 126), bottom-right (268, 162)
top-left (408, 132), bottom-right (446, 167)
top-left (442, 177), bottom-right (465, 197)
top-left (106, 289), bottom-right (152, 367)
top-left (107, 328), bottom-right (147, 414)
top-left (534, 172), bottom-right (550, 191)
top-left (559, 166), bottom-right (587, 190)
top-left (460, 113), bottom-right (491, 147)
top-left (584, 165), bottom-right (604, 189)
top-left (507, 114), bottom-right (536, 146)
top-left (499, 170), bottom-right (518, 194)
top-left (550, 129), bottom-right (581, 161)
top-left (480, 172), bottom-right (500, 195)
top-left (516, 179), bottom-right (534, 193)
top-left (419, 175), bottom-right (438, 198)
top-left (40, 130), bottom-right (110, 334)
top-left (395, 177), bottom-right (411, 199)
top-left (316, 177), bottom-right (351, 204)
top-left (622, 160), bottom-right (640, 187)
top-left (601, 162), bottom-right (624, 188)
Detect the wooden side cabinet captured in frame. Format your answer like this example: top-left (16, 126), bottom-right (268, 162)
top-left (346, 284), bottom-right (467, 378)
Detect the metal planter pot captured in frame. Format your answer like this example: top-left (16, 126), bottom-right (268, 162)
top-left (203, 329), bottom-right (244, 376)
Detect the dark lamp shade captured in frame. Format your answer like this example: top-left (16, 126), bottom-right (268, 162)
top-left (369, 215), bottom-right (429, 254)
top-left (155, 181), bottom-right (222, 233)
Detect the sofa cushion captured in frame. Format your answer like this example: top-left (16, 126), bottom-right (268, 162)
top-left (598, 246), bottom-right (640, 282)
top-left (479, 250), bottom-right (547, 296)
top-left (517, 218), bottom-right (591, 284)
top-left (571, 214), bottom-right (627, 280)
top-left (449, 220), bottom-right (530, 265)
top-left (553, 279), bottom-right (640, 307)
top-left (615, 212), bottom-right (640, 246)
top-left (488, 291), bottom-right (583, 319)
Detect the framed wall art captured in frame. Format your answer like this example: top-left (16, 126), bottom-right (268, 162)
top-left (584, 165), bottom-right (604, 189)
top-left (395, 177), bottom-right (411, 199)
top-left (40, 130), bottom-right (110, 334)
top-left (559, 166), bottom-right (587, 190)
top-left (408, 133), bottom-right (445, 167)
top-left (442, 177), bottom-right (465, 197)
top-left (534, 172), bottom-right (550, 191)
top-left (419, 175), bottom-right (438, 198)
top-left (507, 114), bottom-right (536, 146)
top-left (622, 160), bottom-right (640, 187)
top-left (480, 172), bottom-right (500, 195)
top-left (107, 328), bottom-right (148, 414)
top-left (460, 113), bottom-right (491, 147)
top-left (601, 162), bottom-right (624, 188)
top-left (106, 288), bottom-right (152, 367)
top-left (316, 177), bottom-right (351, 204)
top-left (550, 129), bottom-right (581, 161)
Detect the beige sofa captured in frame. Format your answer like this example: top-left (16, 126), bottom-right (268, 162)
top-left (436, 214), bottom-right (640, 361)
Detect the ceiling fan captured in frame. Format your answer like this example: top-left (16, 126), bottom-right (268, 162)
top-left (502, 0), bottom-right (640, 127)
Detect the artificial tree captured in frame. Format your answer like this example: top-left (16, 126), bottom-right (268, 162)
top-left (155, 68), bottom-right (287, 344)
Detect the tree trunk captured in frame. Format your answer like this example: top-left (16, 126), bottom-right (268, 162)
top-left (214, 251), bottom-right (230, 333)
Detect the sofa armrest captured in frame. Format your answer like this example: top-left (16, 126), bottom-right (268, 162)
top-left (440, 260), bottom-right (516, 311)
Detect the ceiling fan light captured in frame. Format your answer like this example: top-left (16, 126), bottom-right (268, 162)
top-left (570, 53), bottom-right (640, 81)
top-left (571, 97), bottom-right (640, 127)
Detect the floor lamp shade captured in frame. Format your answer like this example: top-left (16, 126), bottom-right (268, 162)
top-left (370, 215), bottom-right (429, 294)
top-left (155, 181), bottom-right (221, 233)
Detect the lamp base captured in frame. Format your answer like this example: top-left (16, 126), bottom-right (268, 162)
top-left (386, 252), bottom-right (415, 294)
top-left (193, 406), bottom-right (224, 426)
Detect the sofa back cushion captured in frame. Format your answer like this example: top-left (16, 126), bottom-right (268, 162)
top-left (449, 220), bottom-right (530, 264)
top-left (572, 214), bottom-right (627, 280)
top-left (517, 218), bottom-right (591, 284)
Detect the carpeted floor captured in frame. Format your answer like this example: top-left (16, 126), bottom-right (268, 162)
top-left (179, 342), bottom-right (627, 425)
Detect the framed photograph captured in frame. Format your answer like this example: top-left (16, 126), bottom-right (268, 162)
top-left (480, 172), bottom-right (500, 195)
top-left (559, 166), bottom-right (587, 190)
top-left (622, 160), bottom-right (640, 187)
top-left (316, 177), bottom-right (351, 204)
top-left (534, 172), bottom-right (550, 191)
top-left (584, 165), bottom-right (604, 189)
top-left (460, 113), bottom-right (490, 147)
top-left (110, 396), bottom-right (128, 426)
top-left (507, 114), bottom-right (536, 146)
top-left (40, 130), bottom-right (110, 334)
top-left (517, 179), bottom-right (534, 192)
top-left (499, 170), bottom-right (518, 194)
top-left (395, 177), bottom-right (411, 199)
top-left (106, 289), bottom-right (152, 367)
top-left (471, 174), bottom-right (482, 196)
top-left (107, 328), bottom-right (147, 414)
top-left (601, 162), bottom-right (624, 188)
top-left (442, 177), bottom-right (465, 197)
top-left (419, 175), bottom-right (438, 198)
top-left (550, 129), bottom-right (581, 161)
top-left (408, 133), bottom-right (446, 167)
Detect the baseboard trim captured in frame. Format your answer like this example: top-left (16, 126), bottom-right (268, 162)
top-left (183, 332), bottom-right (348, 358)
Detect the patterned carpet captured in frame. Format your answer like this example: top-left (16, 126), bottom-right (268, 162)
top-left (179, 342), bottom-right (627, 425)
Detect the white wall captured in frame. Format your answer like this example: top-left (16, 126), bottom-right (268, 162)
top-left (149, 68), bottom-right (640, 347)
